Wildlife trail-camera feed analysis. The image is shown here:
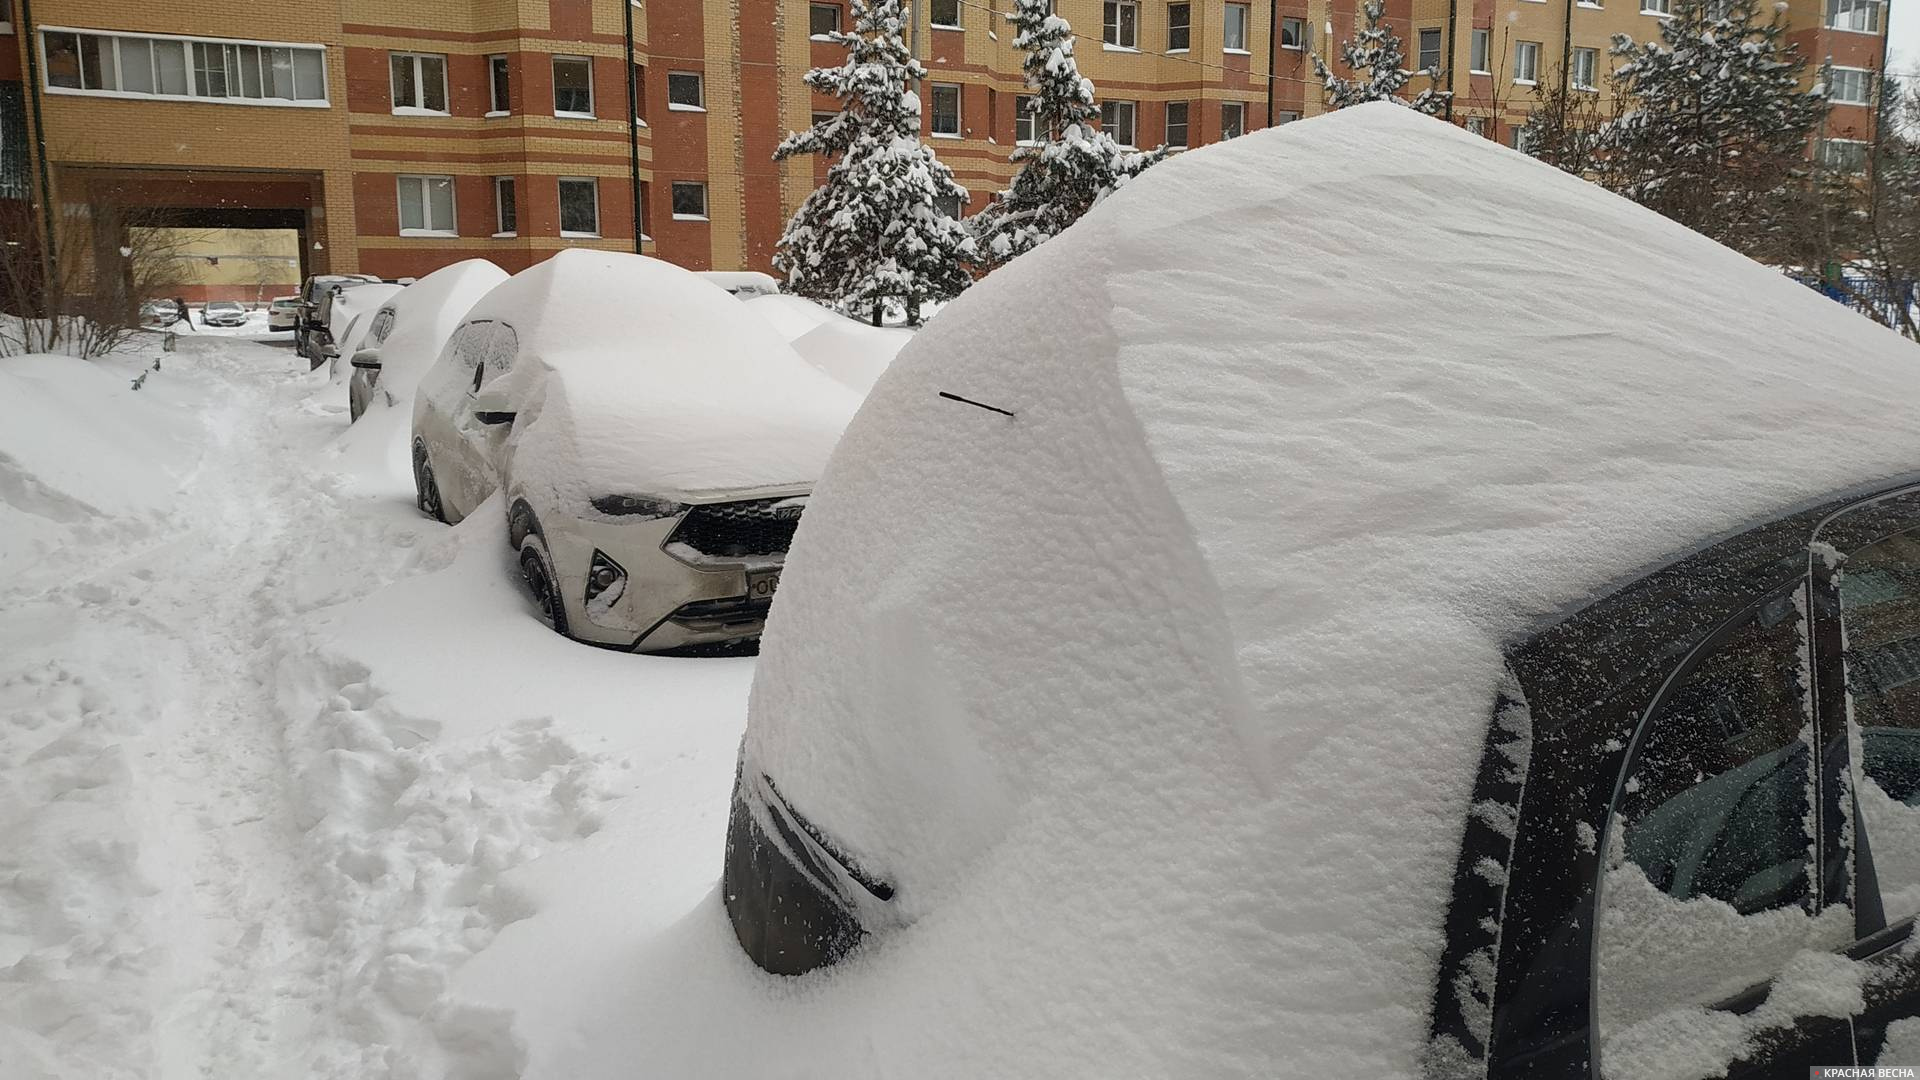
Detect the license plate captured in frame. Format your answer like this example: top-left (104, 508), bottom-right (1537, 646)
top-left (747, 569), bottom-right (781, 601)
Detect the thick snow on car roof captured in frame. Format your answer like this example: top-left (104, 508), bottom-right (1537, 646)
top-left (367, 259), bottom-right (508, 403)
top-left (480, 250), bottom-right (861, 500)
top-left (728, 103), bottom-right (1920, 1075)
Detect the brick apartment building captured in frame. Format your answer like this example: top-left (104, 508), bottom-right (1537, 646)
top-left (0, 0), bottom-right (1892, 289)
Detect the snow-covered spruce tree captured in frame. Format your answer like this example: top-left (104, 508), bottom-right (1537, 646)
top-left (1312, 0), bottom-right (1449, 115)
top-left (969, 0), bottom-right (1167, 270)
top-left (1600, 0), bottom-right (1828, 256)
top-left (774, 0), bottom-right (974, 326)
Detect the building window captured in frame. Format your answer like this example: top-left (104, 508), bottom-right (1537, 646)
top-left (931, 83), bottom-right (962, 136)
top-left (671, 181), bottom-right (708, 219)
top-left (667, 71), bottom-right (704, 110)
top-left (398, 175), bottom-right (456, 236)
top-left (488, 55), bottom-right (510, 114)
top-left (1641, 0), bottom-right (1671, 13)
top-left (1103, 0), bottom-right (1138, 48)
top-left (1827, 0), bottom-right (1881, 32)
top-left (1223, 4), bottom-right (1249, 51)
top-left (931, 0), bottom-right (962, 27)
top-left (1220, 101), bottom-right (1244, 139)
top-left (1830, 66), bottom-right (1872, 105)
top-left (1512, 127), bottom-right (1533, 154)
top-left (1276, 109), bottom-right (1300, 123)
top-left (632, 63), bottom-right (647, 122)
top-left (552, 55), bottom-right (593, 117)
top-left (1470, 27), bottom-right (1489, 73)
top-left (1015, 95), bottom-right (1039, 142)
top-left (638, 181), bottom-right (651, 241)
top-left (1819, 138), bottom-right (1868, 172)
top-left (1, 0), bottom-right (12, 33)
top-left (558, 177), bottom-right (600, 236)
top-left (1417, 28), bottom-right (1442, 72)
top-left (1280, 16), bottom-right (1307, 49)
top-left (494, 177), bottom-right (517, 235)
top-left (41, 29), bottom-right (325, 103)
top-left (1465, 115), bottom-right (1487, 135)
top-left (1513, 40), bottom-right (1539, 84)
top-left (390, 51), bottom-right (448, 113)
top-left (935, 193), bottom-right (964, 218)
top-left (1100, 99), bottom-right (1136, 146)
top-left (1167, 3), bottom-right (1191, 50)
top-left (809, 2), bottom-right (840, 37)
top-left (1571, 46), bottom-right (1597, 90)
top-left (1164, 100), bottom-right (1188, 147)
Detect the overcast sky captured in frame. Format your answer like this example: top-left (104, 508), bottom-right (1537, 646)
top-left (1892, 3), bottom-right (1919, 75)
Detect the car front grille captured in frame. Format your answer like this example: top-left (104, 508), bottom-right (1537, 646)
top-left (667, 498), bottom-right (802, 559)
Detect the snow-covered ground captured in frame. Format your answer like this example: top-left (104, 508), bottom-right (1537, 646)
top-left (0, 330), bottom-right (750, 1079)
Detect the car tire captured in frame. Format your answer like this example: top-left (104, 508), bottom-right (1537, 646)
top-left (518, 532), bottom-right (570, 637)
top-left (411, 442), bottom-right (447, 523)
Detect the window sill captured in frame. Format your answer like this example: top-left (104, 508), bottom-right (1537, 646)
top-left (1513, 78), bottom-right (1536, 86)
top-left (809, 33), bottom-right (836, 40)
top-left (930, 22), bottom-right (963, 30)
top-left (1167, 47), bottom-right (1189, 53)
top-left (391, 106), bottom-right (451, 117)
top-left (1574, 85), bottom-right (1598, 93)
top-left (667, 102), bottom-right (706, 112)
top-left (1102, 43), bottom-right (1140, 52)
top-left (1639, 8), bottom-right (1671, 14)
top-left (1223, 47), bottom-right (1251, 55)
top-left (1832, 99), bottom-right (1872, 108)
top-left (1469, 67), bottom-right (1491, 75)
top-left (1825, 25), bottom-right (1882, 34)
top-left (485, 109), bottom-right (510, 117)
top-left (1281, 43), bottom-right (1302, 50)
top-left (1015, 138), bottom-right (1040, 146)
top-left (932, 131), bottom-right (962, 139)
top-left (560, 231), bottom-right (601, 238)
top-left (492, 231), bottom-right (517, 238)
top-left (554, 110), bottom-right (597, 120)
top-left (45, 85), bottom-right (330, 107)
top-left (399, 229), bottom-right (458, 238)
top-left (672, 214), bottom-right (709, 221)
top-left (1575, 2), bottom-right (1603, 7)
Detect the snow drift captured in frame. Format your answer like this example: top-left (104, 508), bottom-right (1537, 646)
top-left (460, 103), bottom-right (1920, 1078)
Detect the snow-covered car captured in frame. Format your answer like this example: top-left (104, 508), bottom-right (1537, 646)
top-left (410, 250), bottom-right (859, 652)
top-left (201, 300), bottom-right (247, 328)
top-left (347, 260), bottom-right (507, 422)
top-left (138, 299), bottom-right (181, 329)
top-left (699, 270), bottom-right (781, 298)
top-left (266, 295), bottom-right (300, 332)
top-left (296, 273), bottom-right (383, 363)
top-left (320, 282), bottom-right (403, 376)
top-left (718, 104), bottom-right (1920, 1075)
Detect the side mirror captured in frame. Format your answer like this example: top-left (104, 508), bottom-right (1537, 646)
top-left (472, 385), bottom-right (516, 426)
top-left (350, 350), bottom-right (382, 371)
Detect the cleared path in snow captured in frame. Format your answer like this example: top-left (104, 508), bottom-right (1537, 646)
top-left (0, 337), bottom-right (434, 1079)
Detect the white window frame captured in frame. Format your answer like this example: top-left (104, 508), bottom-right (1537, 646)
top-left (557, 176), bottom-right (601, 238)
top-left (1513, 40), bottom-right (1539, 85)
top-left (1223, 3), bottom-right (1250, 53)
top-left (1465, 115), bottom-right (1487, 135)
top-left (1167, 2), bottom-right (1191, 52)
top-left (1470, 28), bottom-right (1489, 73)
top-left (671, 181), bottom-right (708, 221)
top-left (1417, 27), bottom-right (1442, 72)
top-left (667, 71), bottom-right (705, 111)
top-left (1819, 137), bottom-right (1869, 172)
top-left (486, 54), bottom-right (510, 116)
top-left (493, 176), bottom-right (516, 236)
top-left (397, 174), bottom-right (457, 237)
top-left (930, 0), bottom-right (963, 29)
top-left (934, 192), bottom-right (964, 219)
top-left (1220, 100), bottom-right (1245, 139)
top-left (1103, 0), bottom-right (1139, 50)
top-left (1100, 99), bottom-right (1136, 148)
top-left (1571, 46), bottom-right (1597, 91)
top-left (1164, 100), bottom-right (1188, 147)
top-left (37, 26), bottom-right (329, 107)
top-left (930, 82), bottom-right (962, 137)
top-left (809, 2), bottom-right (840, 38)
top-left (390, 50), bottom-right (448, 115)
top-left (1826, 0), bottom-right (1882, 33)
top-left (1829, 65), bottom-right (1872, 105)
top-left (1275, 110), bottom-right (1300, 124)
top-left (551, 54), bottom-right (594, 118)
top-left (1280, 16), bottom-right (1306, 50)
top-left (1015, 95), bottom-right (1039, 144)
top-left (1641, 0), bottom-right (1672, 15)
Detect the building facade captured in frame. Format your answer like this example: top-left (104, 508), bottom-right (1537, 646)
top-left (0, 0), bottom-right (1892, 287)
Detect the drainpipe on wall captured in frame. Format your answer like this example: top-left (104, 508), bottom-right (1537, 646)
top-left (1559, 0), bottom-right (1574, 102)
top-left (624, 0), bottom-right (644, 255)
top-left (1444, 0), bottom-right (1456, 121)
top-left (1266, 0), bottom-right (1277, 127)
top-left (18, 0), bottom-right (58, 284)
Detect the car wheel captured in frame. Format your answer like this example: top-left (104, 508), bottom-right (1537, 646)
top-left (518, 532), bottom-right (570, 637)
top-left (411, 442), bottom-right (447, 523)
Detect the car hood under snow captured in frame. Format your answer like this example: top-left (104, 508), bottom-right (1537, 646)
top-left (721, 103), bottom-right (1920, 1076)
top-left (484, 251), bottom-right (862, 503)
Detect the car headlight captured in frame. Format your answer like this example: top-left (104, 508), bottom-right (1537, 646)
top-left (584, 549), bottom-right (627, 609)
top-left (590, 494), bottom-right (687, 519)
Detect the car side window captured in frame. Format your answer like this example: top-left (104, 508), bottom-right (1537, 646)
top-left (1838, 528), bottom-right (1920, 925)
top-left (450, 321), bottom-right (492, 393)
top-left (1594, 584), bottom-right (1853, 1042)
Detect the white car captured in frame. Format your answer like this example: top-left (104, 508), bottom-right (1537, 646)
top-left (410, 250), bottom-right (859, 653)
top-left (266, 296), bottom-right (300, 332)
top-left (745, 294), bottom-right (912, 394)
top-left (347, 260), bottom-right (507, 422)
top-left (713, 104), bottom-right (1920, 1076)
